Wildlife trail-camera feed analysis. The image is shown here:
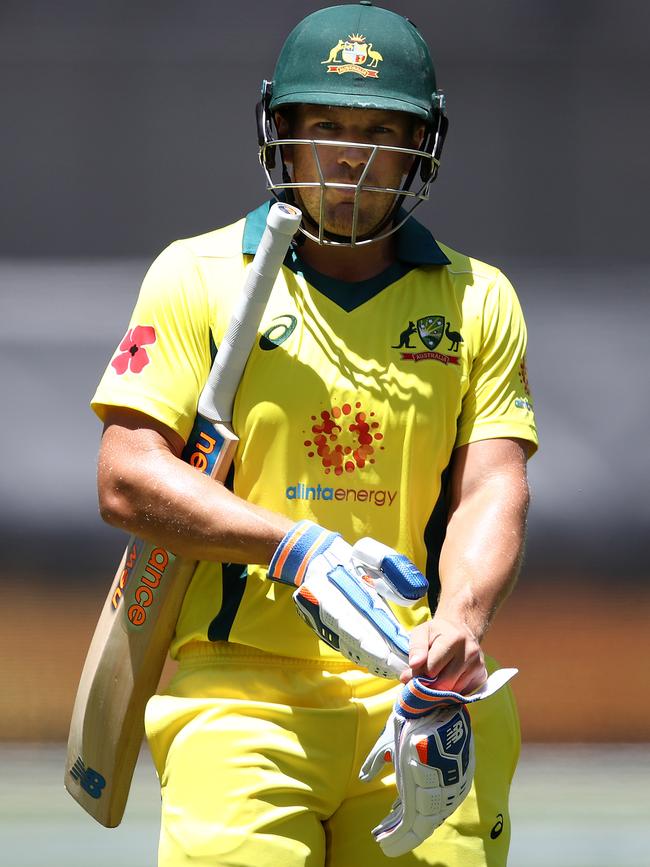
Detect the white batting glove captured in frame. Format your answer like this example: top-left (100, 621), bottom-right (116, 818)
top-left (360, 668), bottom-right (518, 857)
top-left (268, 520), bottom-right (428, 678)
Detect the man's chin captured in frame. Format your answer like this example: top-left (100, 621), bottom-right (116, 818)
top-left (292, 192), bottom-right (393, 241)
top-left (304, 210), bottom-right (388, 243)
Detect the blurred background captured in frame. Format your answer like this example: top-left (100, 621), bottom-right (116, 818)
top-left (1, 1), bottom-right (648, 864)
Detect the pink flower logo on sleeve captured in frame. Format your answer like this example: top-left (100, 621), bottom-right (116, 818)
top-left (111, 325), bottom-right (157, 374)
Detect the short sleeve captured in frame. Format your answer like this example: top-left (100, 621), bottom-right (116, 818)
top-left (91, 241), bottom-right (212, 442)
top-left (456, 271), bottom-right (538, 454)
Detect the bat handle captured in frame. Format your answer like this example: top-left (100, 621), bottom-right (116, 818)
top-left (266, 201), bottom-right (303, 235)
top-left (198, 202), bottom-right (301, 423)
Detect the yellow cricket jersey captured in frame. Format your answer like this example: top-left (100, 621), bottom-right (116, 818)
top-left (92, 201), bottom-right (538, 663)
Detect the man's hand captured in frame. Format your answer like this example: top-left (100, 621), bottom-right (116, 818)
top-left (401, 616), bottom-right (487, 694)
top-left (268, 521), bottom-right (428, 678)
top-left (360, 668), bottom-right (518, 857)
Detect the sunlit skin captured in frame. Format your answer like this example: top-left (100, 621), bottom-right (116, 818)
top-left (275, 104), bottom-right (424, 281)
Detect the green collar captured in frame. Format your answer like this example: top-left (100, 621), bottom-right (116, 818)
top-left (243, 199), bottom-right (450, 264)
top-left (242, 200), bottom-right (450, 312)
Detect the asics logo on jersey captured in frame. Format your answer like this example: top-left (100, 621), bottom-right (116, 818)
top-left (490, 813), bottom-right (504, 839)
top-left (392, 315), bottom-right (463, 366)
top-left (303, 402), bottom-right (384, 476)
top-left (259, 315), bottom-right (297, 350)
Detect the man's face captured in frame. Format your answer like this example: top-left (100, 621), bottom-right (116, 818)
top-left (275, 104), bottom-right (425, 241)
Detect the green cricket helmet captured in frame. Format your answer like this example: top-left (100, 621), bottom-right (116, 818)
top-left (257, 1), bottom-right (448, 246)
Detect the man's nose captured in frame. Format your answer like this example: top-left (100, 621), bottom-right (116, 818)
top-left (335, 143), bottom-right (373, 174)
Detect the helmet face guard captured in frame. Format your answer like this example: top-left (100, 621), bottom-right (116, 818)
top-left (256, 81), bottom-right (448, 246)
top-left (257, 4), bottom-right (448, 247)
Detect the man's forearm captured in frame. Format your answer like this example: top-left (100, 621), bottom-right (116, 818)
top-left (98, 425), bottom-right (292, 565)
top-left (435, 469), bottom-right (530, 641)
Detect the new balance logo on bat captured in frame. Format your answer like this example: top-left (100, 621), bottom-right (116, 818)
top-left (69, 757), bottom-right (106, 800)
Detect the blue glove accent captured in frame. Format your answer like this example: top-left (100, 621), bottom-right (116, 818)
top-left (328, 566), bottom-right (410, 657)
top-left (380, 553), bottom-right (429, 601)
top-left (269, 520), bottom-right (339, 586)
top-left (396, 677), bottom-right (470, 719)
top-left (420, 707), bottom-right (473, 781)
top-left (396, 669), bottom-right (520, 719)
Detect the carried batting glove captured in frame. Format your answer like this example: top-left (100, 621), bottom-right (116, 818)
top-left (268, 520), bottom-right (428, 678)
top-left (359, 668), bottom-right (518, 857)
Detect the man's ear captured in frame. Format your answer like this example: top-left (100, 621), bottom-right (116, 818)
top-left (273, 111), bottom-right (294, 170)
top-left (274, 111), bottom-right (290, 137)
top-left (412, 123), bottom-right (426, 149)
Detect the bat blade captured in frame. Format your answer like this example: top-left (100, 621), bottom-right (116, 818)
top-left (64, 201), bottom-right (302, 827)
top-left (65, 419), bottom-right (238, 827)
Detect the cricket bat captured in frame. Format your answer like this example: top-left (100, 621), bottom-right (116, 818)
top-left (65, 201), bottom-right (302, 827)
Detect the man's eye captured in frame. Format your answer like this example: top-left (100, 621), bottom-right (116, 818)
top-left (371, 126), bottom-right (392, 135)
top-left (316, 121), bottom-right (338, 131)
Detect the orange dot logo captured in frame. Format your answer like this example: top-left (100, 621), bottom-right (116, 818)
top-left (303, 402), bottom-right (384, 475)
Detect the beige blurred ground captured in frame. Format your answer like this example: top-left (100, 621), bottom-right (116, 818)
top-left (2, 578), bottom-right (648, 741)
top-left (3, 742), bottom-right (648, 867)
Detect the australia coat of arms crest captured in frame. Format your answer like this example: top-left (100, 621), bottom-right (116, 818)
top-left (322, 34), bottom-right (383, 78)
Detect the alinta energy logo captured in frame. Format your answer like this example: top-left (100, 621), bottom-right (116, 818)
top-left (286, 402), bottom-right (397, 508)
top-left (304, 402), bottom-right (384, 475)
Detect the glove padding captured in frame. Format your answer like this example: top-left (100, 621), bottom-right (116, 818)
top-left (360, 668), bottom-right (518, 857)
top-left (268, 520), bottom-right (428, 678)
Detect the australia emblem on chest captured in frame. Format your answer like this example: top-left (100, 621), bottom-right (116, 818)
top-left (391, 315), bottom-right (463, 365)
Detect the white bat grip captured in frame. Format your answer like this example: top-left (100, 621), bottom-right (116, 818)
top-left (197, 202), bottom-right (302, 422)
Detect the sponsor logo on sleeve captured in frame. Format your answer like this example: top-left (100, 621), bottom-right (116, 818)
top-left (515, 356), bottom-right (534, 411)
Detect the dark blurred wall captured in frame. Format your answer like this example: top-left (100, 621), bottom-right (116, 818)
top-left (2, 1), bottom-right (649, 261)
top-left (1, 1), bottom-right (649, 585)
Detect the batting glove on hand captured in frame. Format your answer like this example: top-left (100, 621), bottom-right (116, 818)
top-left (359, 668), bottom-right (518, 857)
top-left (268, 520), bottom-right (428, 678)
